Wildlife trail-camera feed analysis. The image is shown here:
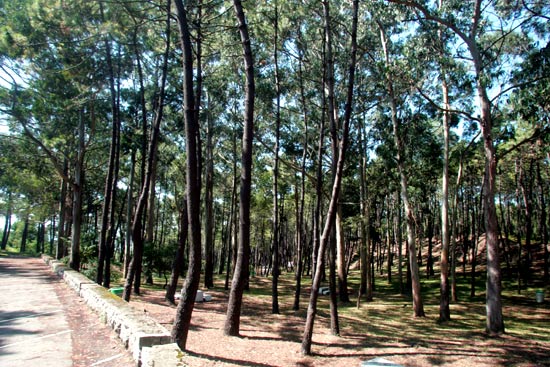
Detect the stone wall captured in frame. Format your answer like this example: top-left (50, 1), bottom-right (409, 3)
top-left (41, 255), bottom-right (179, 366)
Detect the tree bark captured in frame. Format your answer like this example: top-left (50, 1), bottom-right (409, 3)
top-left (171, 0), bottom-right (202, 350)
top-left (123, 0), bottom-right (170, 303)
top-left (56, 162), bottom-right (68, 259)
top-left (301, 0), bottom-right (358, 355)
top-left (166, 202), bottom-right (188, 305)
top-left (439, 71), bottom-right (451, 322)
top-left (224, 0), bottom-right (255, 336)
top-left (204, 107), bottom-right (215, 289)
top-left (70, 110), bottom-right (86, 271)
top-left (293, 44), bottom-right (309, 311)
top-left (379, 21), bottom-right (425, 317)
top-left (271, 0), bottom-right (281, 315)
top-left (1, 192), bottom-right (12, 250)
top-left (123, 149), bottom-right (136, 278)
top-left (20, 214), bottom-right (29, 253)
top-left (97, 1), bottom-right (121, 284)
top-left (536, 161), bottom-right (549, 282)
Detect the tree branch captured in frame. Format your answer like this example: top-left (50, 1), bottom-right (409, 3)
top-left (415, 86), bottom-right (481, 122)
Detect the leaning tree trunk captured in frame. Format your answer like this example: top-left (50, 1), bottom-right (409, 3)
top-left (224, 0), bottom-right (255, 337)
top-left (301, 0), bottom-right (358, 355)
top-left (123, 0), bottom-right (170, 303)
top-left (171, 0), bottom-right (202, 351)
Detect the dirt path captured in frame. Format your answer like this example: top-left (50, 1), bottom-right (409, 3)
top-left (0, 256), bottom-right (135, 367)
top-left (127, 278), bottom-right (550, 367)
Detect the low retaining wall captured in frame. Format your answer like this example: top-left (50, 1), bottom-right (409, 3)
top-left (42, 255), bottom-right (178, 366)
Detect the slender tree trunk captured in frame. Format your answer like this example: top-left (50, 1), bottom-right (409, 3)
top-left (271, 0), bottom-right (281, 315)
top-left (124, 149), bottom-right (136, 278)
top-left (336, 208), bottom-right (349, 302)
top-left (97, 2), bottom-right (120, 285)
top-left (166, 202), bottom-right (188, 304)
top-left (328, 232), bottom-right (340, 335)
top-left (519, 159), bottom-right (534, 280)
top-left (293, 43), bottom-right (309, 311)
top-left (123, 0), bottom-right (170, 303)
top-left (321, 0), bottom-right (344, 331)
top-left (359, 123), bottom-right (371, 300)
top-left (301, 0), bottom-right (358, 355)
top-left (49, 215), bottom-right (55, 255)
top-left (20, 214), bottom-right (29, 253)
top-left (171, 0), bottom-right (202, 350)
top-left (225, 150), bottom-right (237, 290)
top-left (379, 22), bottom-right (425, 317)
top-left (204, 104), bottom-right (215, 289)
top-left (56, 162), bottom-right (68, 260)
top-left (1, 192), bottom-right (12, 250)
top-left (105, 80), bottom-right (122, 288)
top-left (536, 162), bottom-right (549, 282)
top-left (70, 111), bottom-right (86, 271)
top-left (395, 192), bottom-right (404, 295)
top-left (515, 159), bottom-right (523, 294)
top-left (439, 72), bottom-right (451, 321)
top-left (224, 0), bottom-right (255, 336)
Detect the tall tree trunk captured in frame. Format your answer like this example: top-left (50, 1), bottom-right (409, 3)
top-left (321, 0), bottom-right (349, 303)
top-left (439, 71), bottom-right (451, 322)
top-left (479, 80), bottom-right (504, 335)
top-left (395, 191), bottom-right (404, 295)
top-left (224, 0), bottom-right (255, 336)
top-left (204, 104), bottom-right (215, 289)
top-left (97, 2), bottom-right (121, 285)
top-left (329, 232), bottom-right (340, 335)
top-left (379, 22), bottom-right (425, 317)
top-left (387, 0), bottom-right (504, 335)
top-left (536, 161), bottom-right (549, 282)
top-left (123, 0), bottom-right (170, 303)
top-left (105, 76), bottom-right (122, 288)
top-left (336, 208), bottom-right (349, 302)
top-left (515, 159), bottom-right (523, 293)
top-left (124, 149), bottom-right (136, 278)
top-left (56, 162), bottom-right (68, 259)
top-left (301, 0), bottom-right (358, 355)
top-left (70, 110), bottom-right (86, 271)
top-left (359, 122), bottom-right (372, 300)
top-left (321, 0), bottom-right (344, 329)
top-left (293, 41), bottom-right (309, 311)
top-left (271, 0), bottom-right (281, 315)
top-left (519, 159), bottom-right (534, 280)
top-left (171, 0), bottom-right (202, 351)
top-left (49, 215), bottom-right (55, 255)
top-left (20, 214), bottom-right (29, 253)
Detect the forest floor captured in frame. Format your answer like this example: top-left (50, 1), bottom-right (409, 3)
top-left (126, 268), bottom-right (550, 367)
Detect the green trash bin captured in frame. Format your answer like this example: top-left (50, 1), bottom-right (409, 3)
top-left (109, 287), bottom-right (124, 297)
top-left (535, 290), bottom-right (545, 303)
